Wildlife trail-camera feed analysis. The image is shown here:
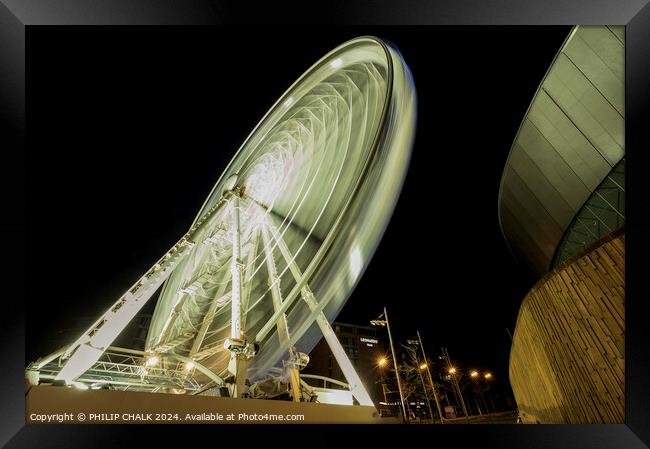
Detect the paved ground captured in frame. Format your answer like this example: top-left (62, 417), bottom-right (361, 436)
top-left (406, 410), bottom-right (520, 424)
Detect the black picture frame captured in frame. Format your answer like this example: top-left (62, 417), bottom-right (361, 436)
top-left (1, 1), bottom-right (648, 447)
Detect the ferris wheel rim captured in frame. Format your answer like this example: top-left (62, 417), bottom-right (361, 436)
top-left (148, 34), bottom-right (414, 377)
top-left (190, 35), bottom-right (395, 229)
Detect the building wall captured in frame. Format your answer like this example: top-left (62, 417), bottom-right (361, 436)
top-left (509, 232), bottom-right (624, 423)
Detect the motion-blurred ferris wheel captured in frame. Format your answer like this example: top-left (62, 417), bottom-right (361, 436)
top-left (28, 36), bottom-right (416, 406)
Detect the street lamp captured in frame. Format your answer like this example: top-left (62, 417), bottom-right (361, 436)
top-left (377, 357), bottom-right (389, 405)
top-left (483, 372), bottom-right (495, 413)
top-left (371, 307), bottom-right (408, 423)
top-left (441, 347), bottom-right (469, 420)
top-left (408, 332), bottom-right (445, 424)
top-left (469, 370), bottom-right (485, 416)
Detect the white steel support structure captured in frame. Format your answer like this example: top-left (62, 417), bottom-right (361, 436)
top-left (240, 229), bottom-right (259, 333)
top-left (229, 193), bottom-right (243, 342)
top-left (264, 216), bottom-right (374, 406)
top-left (260, 223), bottom-right (291, 348)
top-left (224, 191), bottom-right (250, 398)
top-left (55, 238), bottom-right (195, 384)
top-left (261, 222), bottom-right (300, 399)
top-left (54, 198), bottom-right (229, 385)
top-left (46, 191), bottom-right (379, 405)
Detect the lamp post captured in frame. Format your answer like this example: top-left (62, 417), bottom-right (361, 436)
top-left (378, 357), bottom-right (388, 404)
top-left (371, 307), bottom-right (408, 423)
top-left (416, 331), bottom-right (445, 424)
top-left (484, 372), bottom-right (495, 413)
top-left (470, 370), bottom-right (483, 416)
top-left (441, 347), bottom-right (469, 420)
top-left (416, 362), bottom-right (434, 422)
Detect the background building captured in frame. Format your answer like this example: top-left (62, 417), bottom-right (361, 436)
top-left (302, 322), bottom-right (387, 405)
top-left (500, 25), bottom-right (625, 423)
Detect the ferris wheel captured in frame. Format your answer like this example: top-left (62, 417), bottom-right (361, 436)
top-left (28, 36), bottom-right (416, 406)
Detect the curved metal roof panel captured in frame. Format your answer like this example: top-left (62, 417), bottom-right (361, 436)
top-left (498, 25), bottom-right (625, 277)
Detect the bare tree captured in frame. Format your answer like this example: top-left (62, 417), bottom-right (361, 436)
top-left (399, 343), bottom-right (441, 420)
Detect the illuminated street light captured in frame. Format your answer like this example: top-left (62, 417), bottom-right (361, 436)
top-left (441, 347), bottom-right (469, 421)
top-left (378, 357), bottom-right (388, 367)
top-left (415, 331), bottom-right (445, 424)
top-left (372, 308), bottom-right (408, 423)
top-left (419, 363), bottom-right (427, 370)
top-left (470, 370), bottom-right (479, 378)
top-left (483, 372), bottom-right (496, 413)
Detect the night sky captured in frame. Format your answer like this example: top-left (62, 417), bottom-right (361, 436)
top-left (26, 26), bottom-right (570, 399)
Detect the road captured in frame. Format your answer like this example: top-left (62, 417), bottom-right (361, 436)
top-left (406, 411), bottom-right (520, 424)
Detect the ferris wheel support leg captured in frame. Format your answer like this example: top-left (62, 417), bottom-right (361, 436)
top-left (229, 194), bottom-right (244, 342)
top-left (264, 219), bottom-right (374, 407)
top-left (261, 223), bottom-right (302, 400)
top-left (260, 223), bottom-right (291, 347)
top-left (303, 291), bottom-right (374, 406)
top-left (240, 229), bottom-right (259, 332)
top-left (227, 356), bottom-right (249, 398)
top-left (224, 192), bottom-right (256, 397)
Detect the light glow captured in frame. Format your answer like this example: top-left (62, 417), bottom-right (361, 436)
top-left (330, 58), bottom-right (343, 68)
top-left (349, 246), bottom-right (363, 279)
top-left (145, 355), bottom-right (159, 367)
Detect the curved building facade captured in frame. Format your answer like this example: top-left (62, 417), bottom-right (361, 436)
top-left (498, 25), bottom-right (625, 277)
top-left (510, 231), bottom-right (624, 423)
top-left (504, 26), bottom-right (625, 424)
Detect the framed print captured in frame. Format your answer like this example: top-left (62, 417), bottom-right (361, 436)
top-left (1, 1), bottom-right (649, 447)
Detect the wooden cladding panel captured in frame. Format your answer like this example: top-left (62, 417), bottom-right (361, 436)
top-left (509, 233), bottom-right (624, 423)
